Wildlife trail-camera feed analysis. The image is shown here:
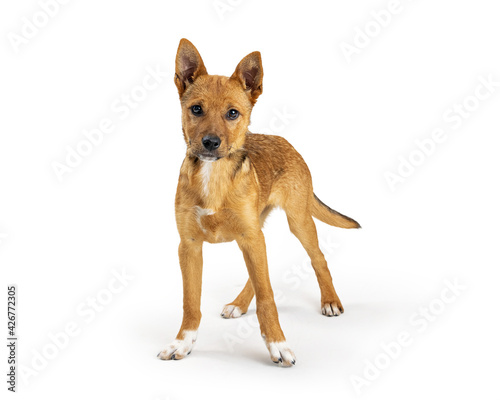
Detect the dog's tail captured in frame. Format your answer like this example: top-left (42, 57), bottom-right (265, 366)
top-left (312, 194), bottom-right (361, 229)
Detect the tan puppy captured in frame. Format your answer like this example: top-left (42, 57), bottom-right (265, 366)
top-left (158, 39), bottom-right (360, 367)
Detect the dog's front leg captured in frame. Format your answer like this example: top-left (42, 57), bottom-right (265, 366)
top-left (158, 239), bottom-right (203, 360)
top-left (237, 230), bottom-right (296, 367)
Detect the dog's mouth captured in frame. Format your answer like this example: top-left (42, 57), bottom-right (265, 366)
top-left (189, 146), bottom-right (224, 162)
top-left (197, 154), bottom-right (220, 162)
top-left (189, 140), bottom-right (231, 163)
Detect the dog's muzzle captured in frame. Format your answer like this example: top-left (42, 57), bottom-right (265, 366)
top-left (202, 136), bottom-right (221, 151)
top-left (196, 135), bottom-right (222, 162)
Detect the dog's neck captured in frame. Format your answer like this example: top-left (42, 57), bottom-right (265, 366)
top-left (185, 150), bottom-right (250, 210)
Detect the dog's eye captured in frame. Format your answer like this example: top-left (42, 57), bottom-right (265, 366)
top-left (191, 105), bottom-right (203, 116)
top-left (226, 109), bottom-right (239, 120)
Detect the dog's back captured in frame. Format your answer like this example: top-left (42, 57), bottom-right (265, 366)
top-left (244, 133), bottom-right (360, 229)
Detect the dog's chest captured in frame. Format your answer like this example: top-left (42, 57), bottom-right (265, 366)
top-left (199, 161), bottom-right (212, 198)
top-left (193, 205), bottom-right (235, 243)
top-left (193, 162), bottom-right (232, 242)
top-left (196, 161), bottom-right (231, 210)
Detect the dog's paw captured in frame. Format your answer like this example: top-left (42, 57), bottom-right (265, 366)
top-left (157, 330), bottom-right (197, 361)
top-left (321, 302), bottom-right (344, 317)
top-left (220, 304), bottom-right (243, 319)
top-left (265, 341), bottom-right (296, 367)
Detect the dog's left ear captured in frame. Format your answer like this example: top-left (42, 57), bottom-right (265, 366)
top-left (230, 51), bottom-right (263, 104)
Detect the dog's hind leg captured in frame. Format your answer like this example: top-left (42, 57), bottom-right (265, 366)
top-left (286, 211), bottom-right (344, 317)
top-left (221, 278), bottom-right (254, 318)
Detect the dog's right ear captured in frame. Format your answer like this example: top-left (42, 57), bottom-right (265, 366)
top-left (174, 39), bottom-right (207, 97)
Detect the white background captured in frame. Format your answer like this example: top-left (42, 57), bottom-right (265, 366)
top-left (1, 0), bottom-right (500, 399)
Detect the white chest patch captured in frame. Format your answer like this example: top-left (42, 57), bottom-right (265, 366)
top-left (195, 206), bottom-right (214, 218)
top-left (194, 206), bottom-right (214, 232)
top-left (199, 161), bottom-right (212, 197)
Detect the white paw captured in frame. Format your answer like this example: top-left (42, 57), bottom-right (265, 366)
top-left (322, 303), bottom-right (343, 317)
top-left (265, 341), bottom-right (296, 367)
top-left (220, 304), bottom-right (243, 319)
top-left (157, 330), bottom-right (197, 360)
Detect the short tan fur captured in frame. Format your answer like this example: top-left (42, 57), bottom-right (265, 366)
top-left (157, 39), bottom-right (360, 367)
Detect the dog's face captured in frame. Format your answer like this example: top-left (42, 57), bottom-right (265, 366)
top-left (174, 39), bottom-right (263, 161)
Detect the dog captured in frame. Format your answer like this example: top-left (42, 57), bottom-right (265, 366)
top-left (157, 39), bottom-right (360, 367)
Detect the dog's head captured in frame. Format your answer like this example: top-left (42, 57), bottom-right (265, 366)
top-left (174, 39), bottom-right (263, 162)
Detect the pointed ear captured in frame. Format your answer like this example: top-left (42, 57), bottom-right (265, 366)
top-left (230, 51), bottom-right (263, 104)
top-left (174, 38), bottom-right (207, 97)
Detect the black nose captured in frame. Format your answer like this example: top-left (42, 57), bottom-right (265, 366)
top-left (202, 136), bottom-right (221, 151)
